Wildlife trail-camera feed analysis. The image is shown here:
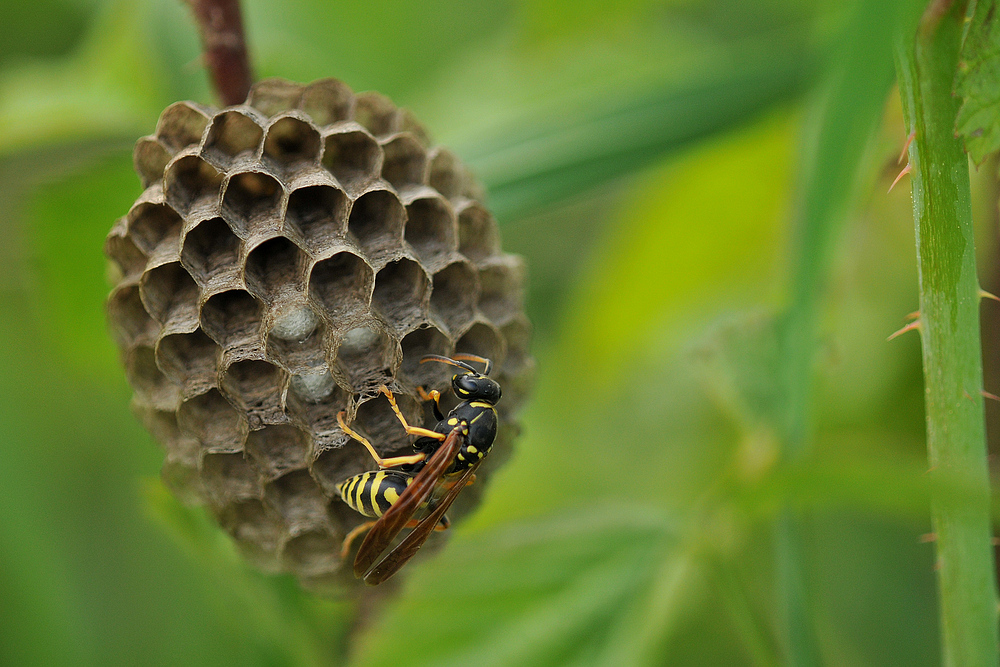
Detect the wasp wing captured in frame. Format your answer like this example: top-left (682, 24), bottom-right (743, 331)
top-left (363, 458), bottom-right (482, 585)
top-left (353, 426), bottom-right (464, 578)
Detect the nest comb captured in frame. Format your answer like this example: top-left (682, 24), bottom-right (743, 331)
top-left (104, 78), bottom-right (534, 591)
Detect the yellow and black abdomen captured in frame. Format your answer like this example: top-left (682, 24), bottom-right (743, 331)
top-left (337, 470), bottom-right (413, 518)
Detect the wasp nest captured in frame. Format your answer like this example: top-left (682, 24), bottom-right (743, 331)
top-left (104, 78), bottom-right (533, 589)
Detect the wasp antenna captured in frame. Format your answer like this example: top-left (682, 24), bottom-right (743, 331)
top-left (419, 354), bottom-right (478, 373)
top-left (452, 353), bottom-right (493, 375)
top-left (898, 130), bottom-right (916, 164)
top-left (888, 163), bottom-right (912, 193)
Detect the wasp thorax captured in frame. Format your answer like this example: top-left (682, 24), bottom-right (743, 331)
top-left (105, 78), bottom-right (534, 591)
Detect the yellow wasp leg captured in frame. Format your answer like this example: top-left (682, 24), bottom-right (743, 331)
top-left (341, 521), bottom-right (376, 559)
top-left (337, 411), bottom-right (426, 468)
top-left (379, 385), bottom-right (446, 441)
top-left (417, 386), bottom-right (444, 421)
top-left (417, 386), bottom-right (442, 410)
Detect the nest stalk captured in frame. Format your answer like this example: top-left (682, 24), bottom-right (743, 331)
top-left (188, 0), bottom-right (253, 106)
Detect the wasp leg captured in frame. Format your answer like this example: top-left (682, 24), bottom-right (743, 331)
top-left (341, 521), bottom-right (376, 559)
top-left (337, 411), bottom-right (426, 468)
top-left (442, 474), bottom-right (475, 489)
top-left (417, 386), bottom-right (444, 421)
top-left (379, 385), bottom-right (447, 441)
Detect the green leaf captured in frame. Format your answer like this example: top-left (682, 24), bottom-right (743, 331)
top-left (552, 113), bottom-right (796, 394)
top-left (769, 0), bottom-right (926, 658)
top-left (515, 0), bottom-right (667, 43)
top-left (693, 311), bottom-right (783, 436)
top-left (142, 479), bottom-right (353, 667)
top-left (457, 45), bottom-right (814, 222)
top-left (0, 0), bottom-right (172, 157)
top-left (351, 507), bottom-right (682, 667)
top-left (245, 0), bottom-right (510, 100)
top-left (468, 113), bottom-right (795, 536)
top-left (0, 250), bottom-right (342, 666)
top-left (0, 0), bottom-right (91, 62)
top-left (956, 0), bottom-right (1000, 164)
top-left (23, 149), bottom-right (140, 381)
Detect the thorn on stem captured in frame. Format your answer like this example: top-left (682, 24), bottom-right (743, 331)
top-left (889, 163), bottom-right (912, 193)
top-left (898, 130), bottom-right (916, 164)
top-left (904, 310), bottom-right (920, 321)
top-left (888, 319), bottom-right (921, 341)
top-left (980, 289), bottom-right (1000, 302)
top-left (920, 532), bottom-right (937, 543)
top-left (982, 390), bottom-right (1000, 403)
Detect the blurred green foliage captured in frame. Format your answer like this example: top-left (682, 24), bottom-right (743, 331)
top-left (957, 0), bottom-right (1000, 165)
top-left (0, 0), bottom-right (988, 665)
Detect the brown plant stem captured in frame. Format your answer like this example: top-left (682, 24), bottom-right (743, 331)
top-left (187, 0), bottom-right (253, 106)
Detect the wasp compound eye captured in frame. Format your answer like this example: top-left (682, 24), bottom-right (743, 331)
top-left (105, 78), bottom-right (535, 592)
top-left (455, 374), bottom-right (478, 393)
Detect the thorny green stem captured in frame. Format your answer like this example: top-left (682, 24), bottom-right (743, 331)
top-left (187, 0), bottom-right (253, 106)
top-left (895, 1), bottom-right (1000, 664)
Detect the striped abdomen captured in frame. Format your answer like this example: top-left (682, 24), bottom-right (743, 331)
top-left (337, 470), bottom-right (413, 518)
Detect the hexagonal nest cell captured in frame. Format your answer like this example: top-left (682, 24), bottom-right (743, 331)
top-left (105, 78), bottom-right (534, 591)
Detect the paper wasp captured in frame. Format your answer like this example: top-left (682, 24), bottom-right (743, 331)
top-left (335, 353), bottom-right (500, 585)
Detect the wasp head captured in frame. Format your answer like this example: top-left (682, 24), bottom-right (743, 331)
top-left (451, 372), bottom-right (501, 404)
top-left (420, 354), bottom-right (502, 405)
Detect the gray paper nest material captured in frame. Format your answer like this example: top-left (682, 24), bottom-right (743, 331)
top-left (104, 78), bottom-right (534, 591)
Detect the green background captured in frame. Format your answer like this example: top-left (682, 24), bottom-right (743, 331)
top-left (0, 0), bottom-right (988, 664)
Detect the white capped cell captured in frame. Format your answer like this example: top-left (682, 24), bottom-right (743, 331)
top-left (340, 326), bottom-right (379, 354)
top-left (271, 304), bottom-right (319, 341)
top-left (290, 367), bottom-right (335, 402)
